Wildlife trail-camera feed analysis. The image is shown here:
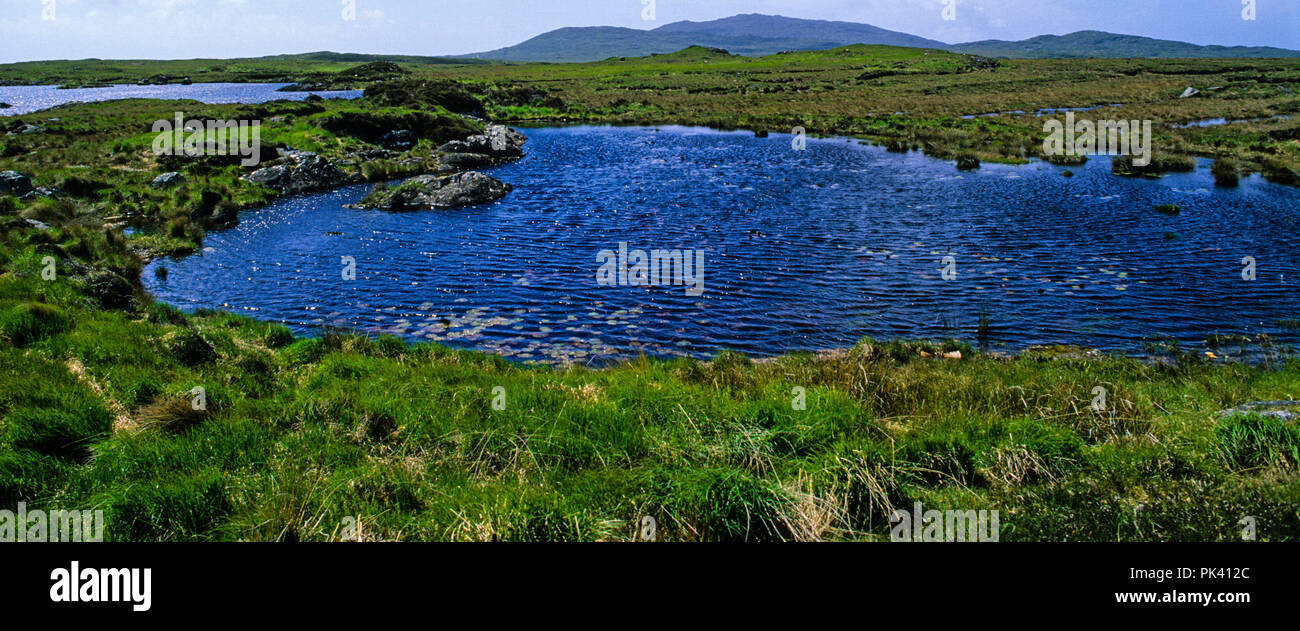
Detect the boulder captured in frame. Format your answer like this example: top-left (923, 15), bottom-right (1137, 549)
top-left (0, 171), bottom-right (34, 197)
top-left (243, 151), bottom-right (349, 195)
top-left (1179, 86), bottom-right (1200, 99)
top-left (150, 172), bottom-right (186, 189)
top-left (382, 129), bottom-right (415, 151)
top-left (439, 152), bottom-right (497, 170)
top-left (436, 124), bottom-right (525, 162)
top-left (1217, 401), bottom-right (1300, 423)
top-left (85, 269), bottom-right (136, 310)
top-left (358, 171), bottom-right (512, 210)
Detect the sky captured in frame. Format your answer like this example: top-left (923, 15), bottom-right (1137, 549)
top-left (0, 0), bottom-right (1296, 63)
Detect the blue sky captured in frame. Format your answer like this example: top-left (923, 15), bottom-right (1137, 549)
top-left (0, 0), bottom-right (1296, 62)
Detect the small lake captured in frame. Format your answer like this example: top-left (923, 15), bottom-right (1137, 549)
top-left (144, 126), bottom-right (1300, 364)
top-left (0, 83), bottom-right (362, 116)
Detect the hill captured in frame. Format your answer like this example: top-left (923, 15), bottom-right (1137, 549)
top-left (462, 13), bottom-right (947, 62)
top-left (464, 14), bottom-right (1300, 62)
top-left (952, 31), bottom-right (1300, 59)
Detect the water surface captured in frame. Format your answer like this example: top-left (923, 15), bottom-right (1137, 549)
top-left (0, 83), bottom-right (362, 116)
top-left (144, 126), bottom-right (1300, 364)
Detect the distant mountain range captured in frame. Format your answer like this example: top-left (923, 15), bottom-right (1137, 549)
top-left (463, 14), bottom-right (1300, 62)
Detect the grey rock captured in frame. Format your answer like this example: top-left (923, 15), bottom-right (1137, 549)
top-left (382, 129), bottom-right (415, 151)
top-left (1179, 86), bottom-right (1200, 99)
top-left (1217, 401), bottom-right (1300, 423)
top-left (363, 171), bottom-right (512, 210)
top-left (0, 170), bottom-right (34, 197)
top-left (150, 171), bottom-right (186, 189)
top-left (243, 151), bottom-right (349, 195)
top-left (437, 124), bottom-right (526, 161)
top-left (439, 152), bottom-right (497, 170)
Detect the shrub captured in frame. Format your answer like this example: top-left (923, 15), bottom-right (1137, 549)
top-left (102, 471), bottom-right (231, 541)
top-left (3, 407), bottom-right (111, 462)
top-left (264, 324), bottom-right (295, 348)
top-left (1216, 414), bottom-right (1300, 471)
top-left (1211, 158), bottom-right (1240, 187)
top-left (0, 302), bottom-right (72, 347)
top-left (164, 328), bottom-right (217, 366)
top-left (136, 393), bottom-right (210, 433)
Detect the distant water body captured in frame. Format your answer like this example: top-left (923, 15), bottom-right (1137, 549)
top-left (0, 83), bottom-right (362, 116)
top-left (143, 125), bottom-right (1300, 365)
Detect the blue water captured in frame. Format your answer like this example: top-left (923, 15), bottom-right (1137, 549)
top-left (0, 83), bottom-right (362, 116)
top-left (143, 125), bottom-right (1300, 364)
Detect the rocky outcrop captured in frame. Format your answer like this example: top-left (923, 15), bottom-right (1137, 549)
top-left (354, 171), bottom-right (512, 210)
top-left (150, 172), bottom-right (186, 189)
top-left (1217, 401), bottom-right (1300, 422)
top-left (436, 124), bottom-right (526, 165)
top-left (382, 129), bottom-right (415, 151)
top-left (0, 171), bottom-right (34, 197)
top-left (5, 123), bottom-right (43, 135)
top-left (243, 151), bottom-right (353, 195)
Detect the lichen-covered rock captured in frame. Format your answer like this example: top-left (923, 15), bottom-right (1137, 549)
top-left (150, 172), bottom-right (186, 189)
top-left (436, 124), bottom-right (526, 161)
top-left (355, 171), bottom-right (512, 210)
top-left (0, 171), bottom-right (34, 197)
top-left (243, 151), bottom-right (350, 194)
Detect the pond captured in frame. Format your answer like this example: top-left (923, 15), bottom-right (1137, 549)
top-left (143, 125), bottom-right (1300, 364)
top-left (0, 83), bottom-right (362, 116)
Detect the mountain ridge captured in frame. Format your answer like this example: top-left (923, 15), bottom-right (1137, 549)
top-left (462, 13), bottom-right (1300, 62)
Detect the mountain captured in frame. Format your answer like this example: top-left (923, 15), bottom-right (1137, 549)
top-left (951, 31), bottom-right (1300, 59)
top-left (463, 14), bottom-right (1300, 62)
top-left (463, 14), bottom-right (947, 62)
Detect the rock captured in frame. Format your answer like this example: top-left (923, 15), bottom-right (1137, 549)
top-left (150, 172), bottom-right (186, 189)
top-left (243, 151), bottom-right (349, 195)
top-left (1217, 401), bottom-right (1300, 423)
top-left (85, 269), bottom-right (136, 310)
top-left (358, 171), bottom-right (512, 210)
top-left (439, 152), bottom-right (497, 170)
top-left (5, 123), bottom-right (43, 135)
top-left (436, 124), bottom-right (526, 162)
top-left (382, 129), bottom-right (415, 151)
top-left (1179, 86), bottom-right (1200, 99)
top-left (0, 171), bottom-right (35, 197)
top-left (304, 94), bottom-right (324, 103)
top-left (0, 102), bottom-right (11, 109)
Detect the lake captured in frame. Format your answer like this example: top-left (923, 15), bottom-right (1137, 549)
top-left (0, 83), bottom-right (362, 116)
top-left (143, 125), bottom-right (1300, 364)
